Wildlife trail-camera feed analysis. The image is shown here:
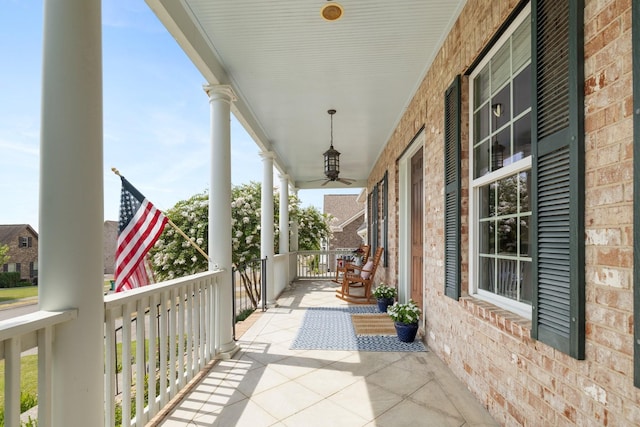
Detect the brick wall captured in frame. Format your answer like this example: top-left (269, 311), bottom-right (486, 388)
top-left (368, 0), bottom-right (638, 425)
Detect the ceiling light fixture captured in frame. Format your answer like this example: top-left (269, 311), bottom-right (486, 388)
top-left (321, 2), bottom-right (344, 21)
top-left (323, 109), bottom-right (340, 181)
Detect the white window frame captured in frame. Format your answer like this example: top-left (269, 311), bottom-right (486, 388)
top-left (468, 5), bottom-right (532, 319)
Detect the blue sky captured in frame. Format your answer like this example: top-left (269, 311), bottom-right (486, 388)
top-left (0, 1), bottom-right (359, 230)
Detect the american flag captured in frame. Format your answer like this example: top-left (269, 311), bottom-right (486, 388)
top-left (114, 176), bottom-right (168, 292)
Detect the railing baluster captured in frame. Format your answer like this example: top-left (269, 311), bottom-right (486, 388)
top-left (104, 309), bottom-right (116, 427)
top-left (38, 325), bottom-right (53, 427)
top-left (5, 336), bottom-right (21, 426)
top-left (122, 302), bottom-right (132, 427)
top-left (135, 298), bottom-right (147, 426)
top-left (178, 284), bottom-right (186, 388)
top-left (159, 290), bottom-right (168, 407)
top-left (168, 288), bottom-right (177, 398)
top-left (148, 293), bottom-right (159, 415)
top-left (185, 285), bottom-right (194, 388)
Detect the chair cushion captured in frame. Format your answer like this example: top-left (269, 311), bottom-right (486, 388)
top-left (360, 260), bottom-right (374, 279)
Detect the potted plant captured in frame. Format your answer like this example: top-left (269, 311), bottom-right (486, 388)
top-left (387, 299), bottom-right (421, 342)
top-left (372, 283), bottom-right (397, 312)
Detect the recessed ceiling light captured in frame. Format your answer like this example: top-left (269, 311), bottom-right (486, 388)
top-left (321, 2), bottom-right (344, 21)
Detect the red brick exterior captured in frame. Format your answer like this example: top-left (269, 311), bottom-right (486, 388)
top-left (368, 0), bottom-right (638, 425)
top-left (0, 224), bottom-right (38, 283)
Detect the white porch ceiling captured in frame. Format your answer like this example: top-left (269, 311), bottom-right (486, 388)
top-left (146, 0), bottom-right (466, 189)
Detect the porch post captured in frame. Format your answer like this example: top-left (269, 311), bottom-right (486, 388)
top-left (204, 84), bottom-right (238, 357)
top-left (260, 152), bottom-right (276, 305)
top-left (279, 174), bottom-right (290, 254)
top-left (291, 188), bottom-right (299, 252)
top-left (39, 0), bottom-right (104, 425)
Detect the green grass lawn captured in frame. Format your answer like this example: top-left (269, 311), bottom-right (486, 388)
top-left (0, 286), bottom-right (38, 303)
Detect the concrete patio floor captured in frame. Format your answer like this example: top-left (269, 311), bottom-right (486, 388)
top-left (155, 280), bottom-right (499, 426)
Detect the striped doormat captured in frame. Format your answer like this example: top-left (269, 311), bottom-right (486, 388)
top-left (350, 314), bottom-right (396, 336)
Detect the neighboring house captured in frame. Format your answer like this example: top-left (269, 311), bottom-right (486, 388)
top-left (324, 194), bottom-right (365, 272)
top-left (103, 220), bottom-right (118, 275)
top-left (0, 224), bottom-right (38, 283)
top-left (323, 194), bottom-right (365, 251)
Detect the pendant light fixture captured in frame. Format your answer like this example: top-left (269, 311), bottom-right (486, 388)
top-left (323, 109), bottom-right (340, 180)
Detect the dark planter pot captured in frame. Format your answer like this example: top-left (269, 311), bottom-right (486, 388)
top-left (376, 297), bottom-right (395, 312)
top-left (394, 321), bottom-right (419, 343)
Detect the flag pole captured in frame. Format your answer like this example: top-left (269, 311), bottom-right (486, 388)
top-left (111, 167), bottom-right (211, 262)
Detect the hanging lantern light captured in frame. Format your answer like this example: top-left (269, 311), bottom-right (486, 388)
top-left (324, 109), bottom-right (340, 180)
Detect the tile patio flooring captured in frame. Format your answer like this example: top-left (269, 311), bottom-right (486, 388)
top-left (155, 280), bottom-right (499, 426)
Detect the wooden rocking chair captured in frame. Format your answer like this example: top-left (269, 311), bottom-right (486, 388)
top-left (332, 244), bottom-right (370, 284)
top-left (335, 247), bottom-right (383, 304)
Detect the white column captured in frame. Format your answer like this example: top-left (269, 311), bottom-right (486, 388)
top-left (204, 84), bottom-right (238, 357)
top-left (39, 1), bottom-right (104, 425)
top-left (279, 174), bottom-right (290, 254)
top-left (291, 188), bottom-right (299, 252)
top-left (260, 152), bottom-right (275, 305)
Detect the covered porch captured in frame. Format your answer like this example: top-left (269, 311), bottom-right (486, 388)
top-left (151, 279), bottom-right (497, 426)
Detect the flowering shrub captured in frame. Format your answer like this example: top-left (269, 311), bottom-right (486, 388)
top-left (149, 182), bottom-right (332, 285)
top-left (387, 300), bottom-right (421, 325)
top-left (372, 283), bottom-right (397, 300)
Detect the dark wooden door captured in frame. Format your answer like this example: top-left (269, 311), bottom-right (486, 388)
top-left (410, 149), bottom-right (424, 309)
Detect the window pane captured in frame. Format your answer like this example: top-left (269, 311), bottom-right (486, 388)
top-left (491, 43), bottom-right (510, 92)
top-left (496, 258), bottom-right (519, 299)
top-left (475, 67), bottom-right (490, 108)
top-left (513, 64), bottom-right (531, 116)
top-left (474, 140), bottom-right (491, 178)
top-left (478, 220), bottom-right (494, 254)
top-left (512, 18), bottom-right (531, 72)
top-left (474, 103), bottom-right (490, 141)
top-left (479, 183), bottom-right (496, 218)
top-left (513, 113), bottom-right (531, 161)
top-left (497, 176), bottom-right (518, 216)
top-left (519, 171), bottom-right (531, 213)
top-left (519, 216), bottom-right (530, 256)
top-left (492, 127), bottom-right (511, 170)
top-left (498, 218), bottom-right (517, 254)
top-left (478, 256), bottom-right (494, 292)
top-left (492, 84), bottom-right (511, 131)
top-left (520, 261), bottom-right (532, 303)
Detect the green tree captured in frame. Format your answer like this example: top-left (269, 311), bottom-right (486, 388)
top-left (0, 244), bottom-right (9, 265)
top-left (150, 182), bottom-right (332, 287)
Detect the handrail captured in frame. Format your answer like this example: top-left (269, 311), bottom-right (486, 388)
top-left (104, 270), bottom-right (223, 427)
top-left (0, 308), bottom-right (77, 427)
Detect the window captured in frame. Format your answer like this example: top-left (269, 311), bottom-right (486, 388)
top-left (470, 7), bottom-right (532, 317)
top-left (19, 236), bottom-right (32, 248)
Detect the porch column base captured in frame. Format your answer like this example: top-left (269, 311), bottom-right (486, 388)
top-left (215, 343), bottom-right (240, 360)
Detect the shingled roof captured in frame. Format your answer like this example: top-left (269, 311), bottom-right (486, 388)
top-left (323, 194), bottom-right (363, 229)
top-left (0, 224), bottom-right (38, 244)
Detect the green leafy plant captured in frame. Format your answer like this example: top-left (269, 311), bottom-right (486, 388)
top-left (372, 283), bottom-right (397, 300)
top-left (387, 300), bottom-right (421, 325)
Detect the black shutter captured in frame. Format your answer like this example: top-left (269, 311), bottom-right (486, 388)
top-left (531, 0), bottom-right (585, 359)
top-left (371, 185), bottom-right (379, 254)
top-left (16, 263), bottom-right (21, 273)
top-left (382, 172), bottom-right (388, 267)
top-left (633, 0), bottom-right (640, 387)
top-left (444, 75), bottom-right (461, 300)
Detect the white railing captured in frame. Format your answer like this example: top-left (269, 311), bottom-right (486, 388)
top-left (103, 270), bottom-right (223, 427)
top-left (0, 308), bottom-right (77, 427)
top-left (295, 250), bottom-right (356, 279)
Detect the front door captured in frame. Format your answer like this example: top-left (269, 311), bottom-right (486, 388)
top-left (410, 148), bottom-right (424, 310)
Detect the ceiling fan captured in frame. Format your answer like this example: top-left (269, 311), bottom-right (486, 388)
top-left (314, 109), bottom-right (356, 186)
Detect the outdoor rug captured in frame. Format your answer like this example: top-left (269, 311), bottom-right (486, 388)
top-left (290, 306), bottom-right (426, 352)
